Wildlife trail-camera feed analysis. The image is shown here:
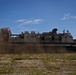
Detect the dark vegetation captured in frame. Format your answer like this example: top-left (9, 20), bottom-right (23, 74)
top-left (0, 42), bottom-right (75, 54)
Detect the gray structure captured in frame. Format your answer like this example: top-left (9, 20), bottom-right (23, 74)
top-left (0, 27), bottom-right (73, 43)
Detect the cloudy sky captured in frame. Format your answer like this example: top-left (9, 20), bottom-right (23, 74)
top-left (0, 0), bottom-right (76, 38)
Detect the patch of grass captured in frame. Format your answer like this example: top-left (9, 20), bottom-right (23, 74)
top-left (69, 72), bottom-right (76, 75)
top-left (0, 67), bottom-right (13, 74)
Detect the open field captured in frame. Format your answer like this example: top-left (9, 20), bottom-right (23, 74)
top-left (0, 54), bottom-right (76, 75)
top-left (0, 43), bottom-right (76, 75)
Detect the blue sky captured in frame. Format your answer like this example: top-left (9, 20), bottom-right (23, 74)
top-left (0, 0), bottom-right (76, 38)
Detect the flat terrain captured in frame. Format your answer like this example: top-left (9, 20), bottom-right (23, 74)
top-left (0, 54), bottom-right (76, 75)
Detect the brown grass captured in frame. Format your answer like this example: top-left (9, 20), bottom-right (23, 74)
top-left (0, 42), bottom-right (74, 54)
top-left (0, 43), bottom-right (45, 54)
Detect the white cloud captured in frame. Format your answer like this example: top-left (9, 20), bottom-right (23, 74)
top-left (61, 13), bottom-right (76, 20)
top-left (15, 18), bottom-right (44, 26)
top-left (15, 19), bottom-right (26, 22)
top-left (71, 16), bottom-right (76, 19)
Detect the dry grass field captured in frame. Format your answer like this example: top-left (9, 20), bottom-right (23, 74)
top-left (0, 54), bottom-right (76, 75)
top-left (0, 43), bottom-right (76, 75)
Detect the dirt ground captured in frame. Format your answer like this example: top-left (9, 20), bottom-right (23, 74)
top-left (0, 54), bottom-right (76, 75)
